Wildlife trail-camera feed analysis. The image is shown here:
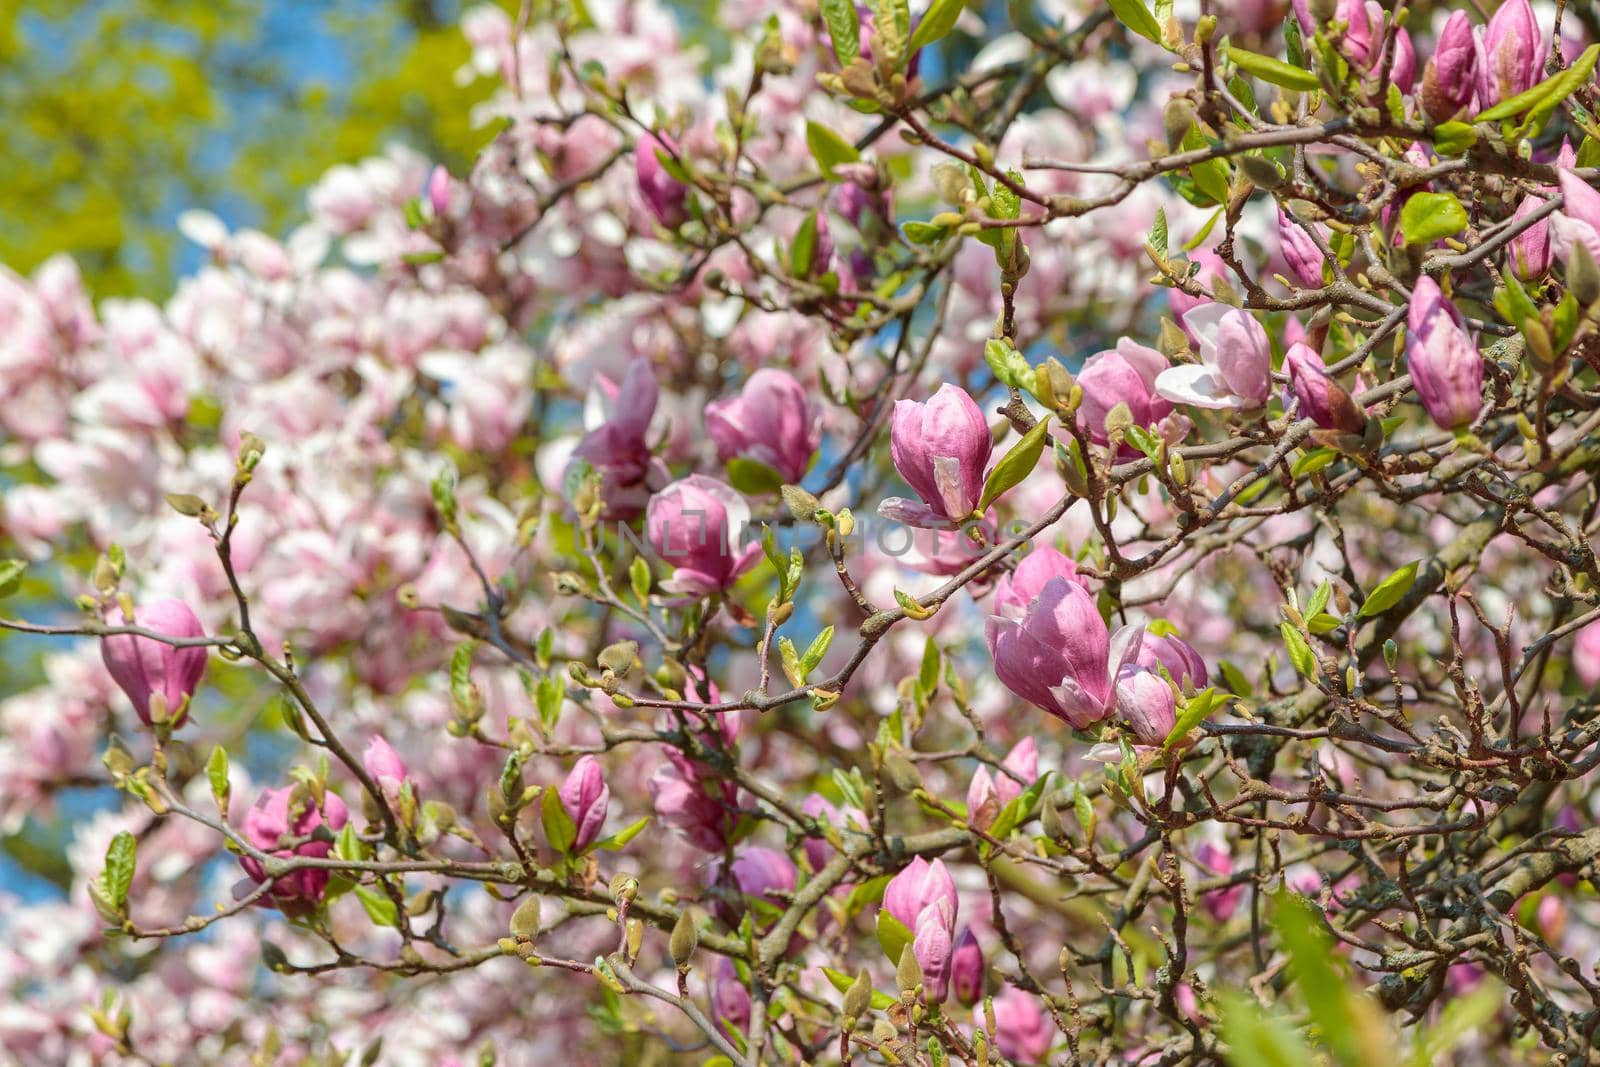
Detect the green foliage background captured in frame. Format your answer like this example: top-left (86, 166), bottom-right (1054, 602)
top-left (0, 0), bottom-right (503, 298)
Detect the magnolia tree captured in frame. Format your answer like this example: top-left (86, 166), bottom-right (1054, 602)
top-left (10, 0), bottom-right (1600, 1063)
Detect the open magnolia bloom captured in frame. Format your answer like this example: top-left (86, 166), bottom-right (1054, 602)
top-left (985, 576), bottom-right (1145, 730)
top-left (1154, 302), bottom-right (1272, 410)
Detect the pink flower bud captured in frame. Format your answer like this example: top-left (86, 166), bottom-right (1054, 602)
top-left (967, 766), bottom-right (1003, 831)
top-left (1405, 277), bottom-right (1483, 430)
top-left (1075, 339), bottom-right (1174, 448)
top-left (729, 846), bottom-right (798, 902)
top-left (950, 927), bottom-right (984, 1006)
top-left (426, 165), bottom-right (453, 220)
top-left (831, 168), bottom-right (893, 230)
top-left (100, 598), bottom-right (208, 728)
top-left (239, 786), bottom-right (350, 911)
top-left (883, 856), bottom-right (958, 932)
top-left (1115, 667), bottom-right (1177, 747)
top-left (1155, 303), bottom-right (1272, 410)
top-left (914, 901), bottom-right (955, 1002)
top-left (1277, 208), bottom-right (1326, 289)
top-left (881, 384), bottom-right (993, 527)
top-left (1475, 0), bottom-right (1543, 107)
top-left (985, 577), bottom-right (1145, 729)
top-left (648, 750), bottom-right (737, 853)
top-left (1508, 194), bottom-right (1553, 281)
top-left (705, 369), bottom-right (822, 483)
top-left (362, 736), bottom-right (407, 793)
top-left (1421, 11), bottom-right (1477, 121)
top-left (992, 546), bottom-right (1092, 619)
top-left (1284, 342), bottom-right (1367, 434)
top-left (635, 132), bottom-right (688, 228)
top-left (1135, 631), bottom-right (1209, 690)
top-left (999, 737), bottom-right (1039, 802)
top-left (993, 986), bottom-right (1053, 1063)
top-left (558, 755), bottom-right (610, 851)
top-left (646, 475), bottom-right (763, 595)
top-left (711, 958), bottom-right (752, 1037)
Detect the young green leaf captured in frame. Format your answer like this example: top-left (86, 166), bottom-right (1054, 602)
top-left (102, 831), bottom-right (137, 913)
top-left (541, 787), bottom-right (577, 854)
top-left (1107, 0), bottom-right (1163, 45)
top-left (1279, 622), bottom-right (1317, 678)
top-left (978, 416), bottom-right (1052, 512)
top-left (1224, 45), bottom-right (1320, 90)
top-left (354, 885), bottom-right (401, 928)
top-left (876, 908), bottom-right (914, 963)
top-left (820, 0), bottom-right (860, 63)
top-left (907, 0), bottom-right (963, 53)
top-left (1400, 192), bottom-right (1468, 247)
top-left (1357, 560), bottom-right (1420, 617)
top-left (805, 120), bottom-right (861, 179)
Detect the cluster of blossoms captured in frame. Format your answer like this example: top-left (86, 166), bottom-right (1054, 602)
top-left (8, 0), bottom-right (1600, 1064)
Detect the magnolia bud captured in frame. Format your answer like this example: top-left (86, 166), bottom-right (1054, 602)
top-left (842, 967), bottom-right (873, 1020)
top-left (1238, 155), bottom-right (1285, 190)
top-left (897, 943), bottom-right (923, 1000)
top-left (670, 910), bottom-right (698, 968)
top-left (609, 873), bottom-right (639, 904)
top-left (509, 896), bottom-right (541, 940)
top-left (1163, 97), bottom-right (1195, 151)
top-left (1570, 241), bottom-right (1600, 306)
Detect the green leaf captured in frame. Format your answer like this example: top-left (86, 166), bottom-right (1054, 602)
top-left (978, 416), bottom-right (1052, 512)
top-left (536, 674), bottom-right (564, 735)
top-left (1280, 622), bottom-right (1317, 678)
top-left (1224, 45), bottom-right (1320, 90)
top-left (1271, 891), bottom-right (1365, 1067)
top-left (102, 831), bottom-right (137, 912)
top-left (1292, 448), bottom-right (1338, 477)
top-left (907, 0), bottom-right (963, 53)
top-left (0, 559), bottom-right (24, 599)
top-left (983, 337), bottom-right (1033, 391)
top-left (821, 966), bottom-right (897, 1009)
top-left (1477, 44), bottom-right (1600, 126)
top-left (902, 220), bottom-right (950, 244)
top-left (917, 639), bottom-right (941, 698)
top-left (791, 212), bottom-right (819, 277)
top-left (727, 456), bottom-right (786, 496)
top-left (1107, 0), bottom-right (1163, 45)
top-left (541, 787), bottom-right (577, 854)
top-left (206, 746), bottom-right (230, 810)
top-left (876, 908), bottom-right (914, 963)
top-left (1217, 989), bottom-right (1316, 1067)
top-left (1150, 206), bottom-right (1169, 259)
top-left (1183, 206), bottom-right (1223, 251)
top-left (629, 556), bottom-right (651, 603)
top-left (450, 641), bottom-right (476, 708)
top-left (779, 636), bottom-right (806, 688)
top-left (1431, 121), bottom-right (1477, 157)
top-left (1306, 580), bottom-right (1331, 620)
top-left (1218, 658), bottom-right (1253, 697)
top-left (801, 626), bottom-right (835, 673)
top-left (1180, 125), bottom-right (1231, 206)
top-left (336, 821), bottom-right (364, 863)
top-left (1358, 560), bottom-right (1419, 618)
top-left (1400, 192), bottom-right (1468, 247)
top-left (1164, 687), bottom-right (1227, 747)
top-left (595, 816), bottom-right (651, 851)
top-left (354, 885), bottom-right (400, 928)
top-left (805, 120), bottom-right (861, 179)
top-left (1407, 981), bottom-right (1505, 1067)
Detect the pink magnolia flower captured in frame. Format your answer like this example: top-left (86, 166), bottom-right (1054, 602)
top-left (1475, 0), bottom-right (1543, 107)
top-left (950, 927), bottom-right (984, 1006)
top-left (883, 856), bottom-right (958, 932)
top-left (1405, 277), bottom-right (1483, 430)
top-left (238, 786), bottom-right (350, 911)
top-left (881, 384), bottom-right (993, 528)
top-left (705, 368), bottom-right (821, 483)
top-left (1196, 841), bottom-right (1245, 922)
top-left (913, 902), bottom-right (955, 1002)
top-left (1135, 631), bottom-right (1210, 691)
top-left (711, 958), bottom-right (751, 1037)
top-left (1117, 667), bottom-right (1177, 747)
top-left (1552, 170), bottom-right (1600, 266)
top-left (801, 792), bottom-right (866, 871)
top-left (1075, 339), bottom-right (1181, 449)
top-left (992, 986), bottom-right (1053, 1063)
top-left (1284, 342), bottom-right (1367, 434)
top-left (992, 545), bottom-right (1092, 619)
top-left (985, 576), bottom-right (1144, 729)
top-left (566, 359), bottom-right (665, 521)
top-left (645, 476), bottom-right (762, 595)
top-left (648, 749), bottom-right (737, 852)
top-left (969, 736), bottom-right (1041, 828)
top-left (635, 132), bottom-right (688, 228)
top-left (1421, 11), bottom-right (1477, 121)
top-left (1155, 303), bottom-right (1272, 410)
top-left (1574, 622), bottom-right (1600, 687)
top-left (99, 599), bottom-right (208, 728)
top-left (558, 755), bottom-right (610, 851)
